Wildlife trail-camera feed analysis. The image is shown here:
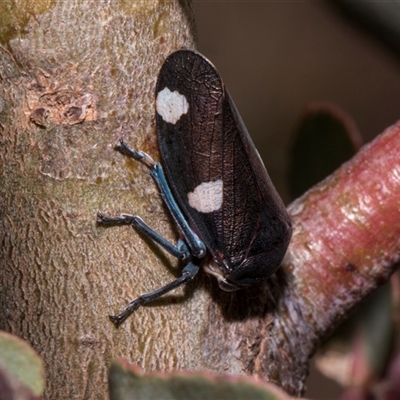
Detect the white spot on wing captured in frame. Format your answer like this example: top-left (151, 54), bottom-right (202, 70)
top-left (188, 180), bottom-right (223, 213)
top-left (156, 87), bottom-right (189, 124)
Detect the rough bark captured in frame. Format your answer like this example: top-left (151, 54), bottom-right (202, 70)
top-left (1, 1), bottom-right (399, 399)
top-left (0, 1), bottom-right (198, 399)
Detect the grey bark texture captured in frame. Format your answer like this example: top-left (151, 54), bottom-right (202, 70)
top-left (0, 1), bottom-right (202, 398)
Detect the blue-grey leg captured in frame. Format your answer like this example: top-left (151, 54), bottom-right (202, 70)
top-left (115, 139), bottom-right (206, 258)
top-left (109, 260), bottom-right (200, 327)
top-left (98, 139), bottom-right (207, 327)
top-left (97, 212), bottom-right (190, 260)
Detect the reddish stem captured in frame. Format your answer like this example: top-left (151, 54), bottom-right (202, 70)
top-left (288, 120), bottom-right (400, 338)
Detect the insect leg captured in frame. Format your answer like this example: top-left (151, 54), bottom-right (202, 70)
top-left (115, 139), bottom-right (206, 258)
top-left (97, 212), bottom-right (190, 260)
top-left (109, 260), bottom-right (200, 327)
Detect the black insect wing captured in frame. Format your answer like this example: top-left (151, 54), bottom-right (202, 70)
top-left (155, 49), bottom-right (292, 290)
